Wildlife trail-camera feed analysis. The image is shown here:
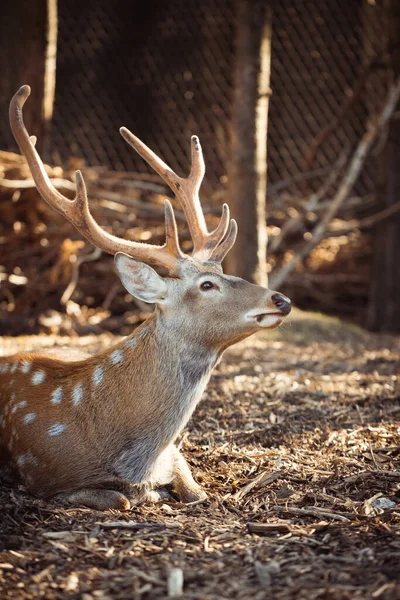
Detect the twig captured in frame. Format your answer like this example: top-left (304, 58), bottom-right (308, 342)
top-left (93, 178), bottom-right (170, 195)
top-left (269, 166), bottom-right (331, 196)
top-left (95, 520), bottom-right (181, 530)
top-left (369, 443), bottom-right (380, 471)
top-left (270, 505), bottom-right (353, 522)
top-left (91, 188), bottom-right (181, 218)
top-left (326, 199), bottom-right (400, 236)
top-left (233, 469), bottom-right (284, 500)
top-left (101, 282), bottom-right (120, 311)
top-left (0, 177), bottom-right (76, 190)
top-left (93, 188), bottom-right (220, 219)
top-left (270, 78), bottom-right (400, 289)
top-left (61, 247), bottom-right (102, 305)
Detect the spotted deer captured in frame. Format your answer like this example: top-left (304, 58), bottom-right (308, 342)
top-left (0, 85), bottom-right (291, 510)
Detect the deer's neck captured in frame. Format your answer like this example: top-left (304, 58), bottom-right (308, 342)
top-left (94, 314), bottom-right (218, 481)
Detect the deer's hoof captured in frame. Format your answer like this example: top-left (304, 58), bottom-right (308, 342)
top-left (180, 488), bottom-right (208, 503)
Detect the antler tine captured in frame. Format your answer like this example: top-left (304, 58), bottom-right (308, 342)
top-left (10, 86), bottom-right (76, 217)
top-left (120, 127), bottom-right (178, 187)
top-left (210, 219), bottom-right (238, 263)
top-left (10, 86), bottom-right (182, 274)
top-left (164, 199), bottom-right (181, 256)
top-left (121, 129), bottom-right (237, 261)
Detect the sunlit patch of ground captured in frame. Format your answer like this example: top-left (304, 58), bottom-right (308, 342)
top-left (1, 309), bottom-right (399, 599)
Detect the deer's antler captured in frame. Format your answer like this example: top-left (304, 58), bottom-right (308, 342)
top-left (120, 129), bottom-right (237, 263)
top-left (9, 86), bottom-right (184, 274)
top-left (10, 85), bottom-right (237, 273)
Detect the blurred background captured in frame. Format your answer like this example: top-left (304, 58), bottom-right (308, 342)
top-left (0, 0), bottom-right (399, 336)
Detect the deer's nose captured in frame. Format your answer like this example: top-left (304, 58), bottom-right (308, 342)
top-left (272, 293), bottom-right (291, 315)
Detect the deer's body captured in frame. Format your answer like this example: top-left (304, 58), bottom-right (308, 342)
top-left (0, 315), bottom-right (216, 506)
top-left (0, 86), bottom-right (291, 510)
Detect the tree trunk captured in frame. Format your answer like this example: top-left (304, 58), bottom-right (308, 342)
top-left (367, 0), bottom-right (400, 332)
top-left (8, 0), bottom-right (57, 159)
top-left (18, 0), bottom-right (48, 150)
top-left (225, 0), bottom-right (272, 286)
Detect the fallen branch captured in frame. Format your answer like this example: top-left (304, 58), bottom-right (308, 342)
top-left (270, 505), bottom-right (353, 522)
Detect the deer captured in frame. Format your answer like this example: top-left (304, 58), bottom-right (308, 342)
top-left (0, 85), bottom-right (291, 511)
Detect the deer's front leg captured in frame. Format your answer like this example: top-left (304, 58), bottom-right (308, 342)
top-left (171, 446), bottom-right (207, 502)
top-left (150, 445), bottom-right (206, 503)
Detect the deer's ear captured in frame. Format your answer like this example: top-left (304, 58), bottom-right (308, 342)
top-left (115, 253), bottom-right (168, 304)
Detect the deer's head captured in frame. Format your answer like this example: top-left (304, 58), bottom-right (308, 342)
top-left (10, 86), bottom-right (290, 350)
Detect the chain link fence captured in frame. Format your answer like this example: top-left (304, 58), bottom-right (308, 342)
top-left (1, 0), bottom-right (389, 194)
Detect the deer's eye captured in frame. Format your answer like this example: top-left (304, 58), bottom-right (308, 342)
top-left (200, 281), bottom-right (215, 291)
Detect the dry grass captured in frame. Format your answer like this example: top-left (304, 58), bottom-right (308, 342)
top-left (1, 310), bottom-right (399, 599)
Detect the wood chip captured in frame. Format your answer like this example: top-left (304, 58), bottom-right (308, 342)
top-left (247, 522), bottom-right (291, 535)
top-left (167, 567), bottom-right (184, 596)
top-left (65, 572), bottom-right (79, 592)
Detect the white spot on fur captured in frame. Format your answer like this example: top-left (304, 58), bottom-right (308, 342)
top-left (125, 337), bottom-right (137, 349)
top-left (17, 452), bottom-right (38, 467)
top-left (23, 413), bottom-right (37, 424)
top-left (32, 370), bottom-right (46, 385)
top-left (51, 387), bottom-right (63, 404)
top-left (72, 384), bottom-right (83, 406)
top-left (138, 325), bottom-right (149, 338)
top-left (21, 361), bottom-right (32, 374)
top-left (10, 363), bottom-right (19, 374)
top-left (11, 401), bottom-right (27, 414)
top-left (93, 365), bottom-right (104, 385)
top-left (48, 423), bottom-right (66, 436)
top-left (111, 349), bottom-right (124, 365)
top-left (0, 363), bottom-right (9, 374)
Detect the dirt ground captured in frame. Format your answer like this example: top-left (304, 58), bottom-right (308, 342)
top-left (0, 310), bottom-right (399, 600)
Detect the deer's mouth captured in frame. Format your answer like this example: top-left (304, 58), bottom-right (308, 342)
top-left (246, 311), bottom-right (285, 328)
